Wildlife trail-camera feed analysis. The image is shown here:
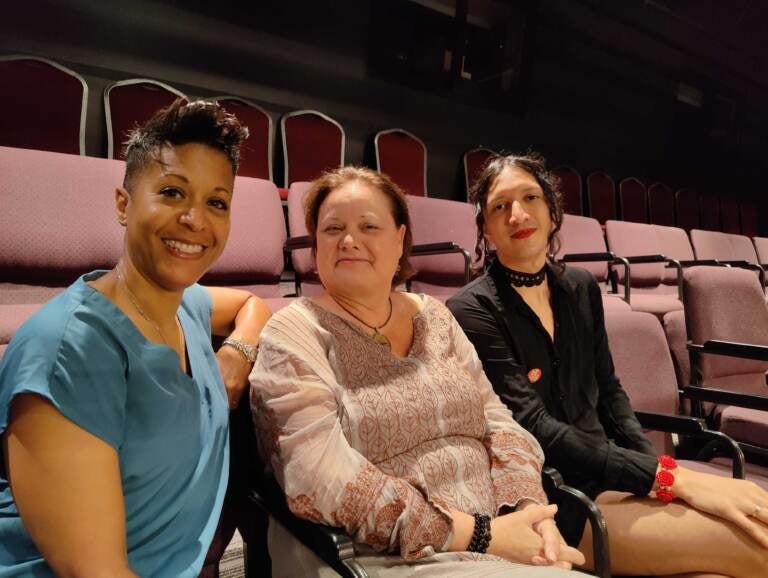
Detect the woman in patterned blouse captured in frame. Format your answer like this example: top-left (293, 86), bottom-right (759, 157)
top-left (250, 166), bottom-right (588, 577)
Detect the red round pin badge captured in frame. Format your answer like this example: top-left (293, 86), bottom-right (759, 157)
top-left (527, 368), bottom-right (542, 383)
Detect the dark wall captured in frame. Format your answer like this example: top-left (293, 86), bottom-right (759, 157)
top-left (2, 0), bottom-right (766, 215)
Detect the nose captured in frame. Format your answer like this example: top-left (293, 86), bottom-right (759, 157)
top-left (339, 231), bottom-right (358, 249)
top-left (179, 205), bottom-right (206, 231)
top-left (508, 200), bottom-right (530, 225)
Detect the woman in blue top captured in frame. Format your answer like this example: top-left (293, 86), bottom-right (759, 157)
top-left (0, 100), bottom-right (272, 577)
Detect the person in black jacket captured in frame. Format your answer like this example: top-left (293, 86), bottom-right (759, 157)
top-left (447, 152), bottom-right (768, 577)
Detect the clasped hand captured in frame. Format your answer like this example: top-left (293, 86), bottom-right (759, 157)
top-left (487, 503), bottom-right (585, 570)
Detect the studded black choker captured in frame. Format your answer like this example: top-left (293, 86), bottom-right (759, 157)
top-left (502, 264), bottom-right (547, 287)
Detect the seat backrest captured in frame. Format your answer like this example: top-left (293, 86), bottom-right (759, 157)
top-left (0, 55), bottom-right (88, 155)
top-left (202, 177), bottom-right (285, 297)
top-left (690, 229), bottom-right (732, 261)
top-left (605, 220), bottom-right (663, 286)
top-left (699, 193), bottom-right (722, 231)
top-left (0, 146), bottom-right (125, 304)
top-left (214, 96), bottom-right (273, 181)
top-left (728, 232), bottom-right (759, 263)
top-left (740, 201), bottom-right (758, 238)
top-left (753, 237), bottom-right (768, 265)
top-left (281, 110), bottom-right (344, 187)
top-left (104, 79), bottom-right (187, 159)
top-left (683, 266), bottom-right (768, 394)
top-left (406, 195), bottom-right (476, 294)
top-left (720, 197), bottom-right (741, 234)
top-left (648, 182), bottom-right (675, 227)
top-left (375, 129), bottom-right (427, 197)
top-left (555, 214), bottom-right (609, 282)
top-left (586, 171), bottom-right (616, 224)
top-left (653, 225), bottom-right (694, 284)
top-left (604, 311), bottom-right (679, 453)
top-left (675, 188), bottom-right (700, 231)
top-left (463, 148), bottom-right (495, 202)
top-left (552, 165), bottom-right (583, 216)
top-left (618, 177), bottom-right (647, 223)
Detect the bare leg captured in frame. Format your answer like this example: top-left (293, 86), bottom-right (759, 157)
top-left (576, 492), bottom-right (768, 578)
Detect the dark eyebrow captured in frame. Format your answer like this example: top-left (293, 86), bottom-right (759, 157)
top-left (162, 172), bottom-right (232, 196)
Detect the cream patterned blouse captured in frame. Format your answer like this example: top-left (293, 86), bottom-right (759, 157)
top-left (250, 295), bottom-right (547, 561)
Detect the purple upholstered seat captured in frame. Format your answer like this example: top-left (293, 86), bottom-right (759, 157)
top-left (285, 181), bottom-right (322, 296)
top-left (683, 266), bottom-right (768, 449)
top-left (648, 182), bottom-right (675, 227)
top-left (406, 195), bottom-right (476, 298)
top-left (753, 237), bottom-right (768, 266)
top-left (552, 165), bottom-right (583, 216)
top-left (605, 310), bottom-right (768, 488)
top-left (618, 177), bottom-right (648, 223)
top-left (586, 171), bottom-right (616, 224)
top-left (202, 177), bottom-right (286, 298)
top-left (556, 214), bottom-right (631, 312)
top-left (605, 220), bottom-right (682, 317)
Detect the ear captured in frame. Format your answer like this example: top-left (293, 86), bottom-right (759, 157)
top-left (115, 187), bottom-right (130, 224)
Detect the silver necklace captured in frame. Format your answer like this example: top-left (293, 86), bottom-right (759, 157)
top-left (330, 295), bottom-right (393, 350)
top-left (116, 263), bottom-right (177, 346)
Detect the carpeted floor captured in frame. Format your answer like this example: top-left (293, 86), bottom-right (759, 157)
top-left (219, 530), bottom-right (245, 578)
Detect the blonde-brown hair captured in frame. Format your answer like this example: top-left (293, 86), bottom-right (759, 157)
top-left (303, 166), bottom-right (415, 286)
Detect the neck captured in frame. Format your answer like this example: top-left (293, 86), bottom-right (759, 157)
top-left (496, 253), bottom-right (547, 274)
top-left (325, 287), bottom-right (392, 322)
top-left (116, 259), bottom-right (183, 325)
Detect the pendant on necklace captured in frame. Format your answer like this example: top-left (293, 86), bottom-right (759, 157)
top-left (373, 330), bottom-right (391, 350)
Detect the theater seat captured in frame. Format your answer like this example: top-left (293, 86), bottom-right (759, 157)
top-left (374, 128), bottom-right (427, 197)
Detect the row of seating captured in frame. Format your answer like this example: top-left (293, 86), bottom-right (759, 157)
top-left (553, 166), bottom-right (758, 236)
top-left (2, 55), bottom-right (760, 239)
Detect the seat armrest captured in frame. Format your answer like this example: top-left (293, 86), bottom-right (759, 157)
top-left (635, 410), bottom-right (745, 478)
top-left (623, 254), bottom-right (666, 264)
top-left (284, 235), bottom-right (312, 251)
top-left (542, 467), bottom-right (610, 578)
top-left (249, 482), bottom-right (368, 578)
top-left (672, 259), bottom-right (721, 267)
top-left (559, 251), bottom-right (615, 263)
top-left (689, 340), bottom-right (768, 362)
top-left (681, 385), bottom-right (768, 412)
top-left (409, 242), bottom-right (472, 284)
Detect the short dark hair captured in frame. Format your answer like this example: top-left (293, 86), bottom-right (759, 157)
top-left (470, 152), bottom-right (564, 270)
top-left (122, 98), bottom-right (249, 190)
top-left (303, 166), bottom-right (415, 286)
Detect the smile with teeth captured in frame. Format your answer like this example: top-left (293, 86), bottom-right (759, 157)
top-left (164, 239), bottom-right (205, 254)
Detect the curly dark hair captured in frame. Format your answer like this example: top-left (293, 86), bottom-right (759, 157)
top-left (469, 152), bottom-right (564, 271)
top-left (122, 98), bottom-right (249, 191)
top-left (303, 166), bottom-right (415, 286)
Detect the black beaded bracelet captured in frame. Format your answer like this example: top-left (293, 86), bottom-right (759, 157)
top-left (467, 513), bottom-right (491, 554)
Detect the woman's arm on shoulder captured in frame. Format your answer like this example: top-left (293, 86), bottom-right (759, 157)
top-left (4, 394), bottom-right (138, 578)
top-left (207, 287), bottom-right (272, 409)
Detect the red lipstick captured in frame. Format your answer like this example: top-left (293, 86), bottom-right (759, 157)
top-left (511, 228), bottom-right (536, 239)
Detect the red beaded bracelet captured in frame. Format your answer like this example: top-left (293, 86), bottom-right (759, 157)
top-left (655, 454), bottom-right (678, 503)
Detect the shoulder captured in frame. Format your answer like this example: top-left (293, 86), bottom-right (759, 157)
top-left (181, 283), bottom-right (213, 320)
top-left (447, 271), bottom-right (496, 309)
top-left (556, 266), bottom-right (600, 296)
top-left (259, 298), bottom-right (326, 344)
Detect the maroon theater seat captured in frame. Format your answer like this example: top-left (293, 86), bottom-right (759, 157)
top-left (213, 96), bottom-right (273, 181)
top-left (699, 193), bottom-right (722, 231)
top-left (281, 110), bottom-right (344, 188)
top-left (740, 201), bottom-right (759, 238)
top-left (0, 55), bottom-right (87, 155)
top-left (463, 147), bottom-right (495, 202)
top-left (375, 128), bottom-right (427, 197)
top-left (618, 177), bottom-right (648, 223)
top-left (674, 188), bottom-right (700, 231)
top-left (606, 310), bottom-right (768, 488)
top-left (648, 182), bottom-right (675, 227)
top-left (555, 214), bottom-right (631, 312)
top-left (605, 220), bottom-right (682, 318)
top-left (406, 195), bottom-right (475, 298)
top-left (552, 165), bottom-right (583, 216)
top-left (105, 78), bottom-right (187, 158)
top-left (586, 171), bottom-right (616, 224)
top-left (753, 237), bottom-right (768, 267)
top-left (720, 197), bottom-right (741, 234)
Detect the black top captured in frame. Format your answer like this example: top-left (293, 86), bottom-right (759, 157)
top-left (447, 260), bottom-right (657, 500)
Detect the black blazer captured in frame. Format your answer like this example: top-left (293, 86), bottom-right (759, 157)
top-left (447, 260), bottom-right (657, 498)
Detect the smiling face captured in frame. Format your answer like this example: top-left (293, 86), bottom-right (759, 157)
top-left (116, 142), bottom-right (234, 292)
top-left (314, 180), bottom-right (405, 297)
top-left (483, 165), bottom-right (553, 271)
